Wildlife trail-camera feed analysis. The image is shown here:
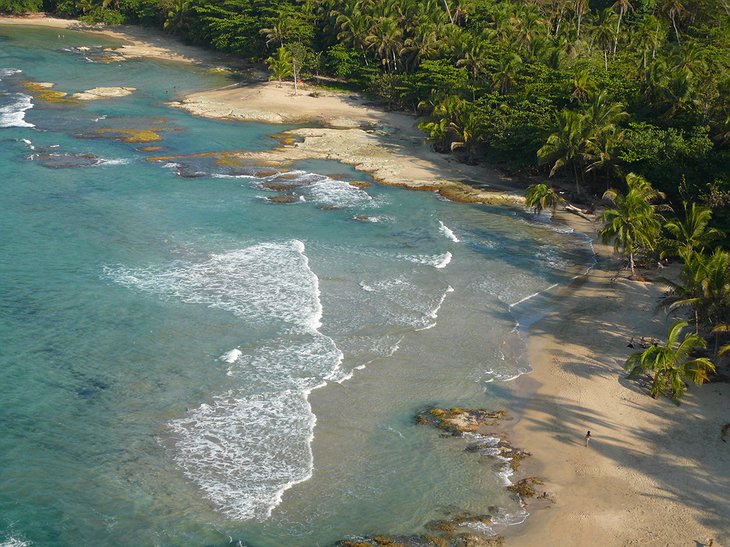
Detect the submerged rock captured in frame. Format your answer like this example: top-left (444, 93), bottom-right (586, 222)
top-left (415, 408), bottom-right (509, 436)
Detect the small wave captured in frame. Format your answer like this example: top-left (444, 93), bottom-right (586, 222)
top-left (0, 93), bottom-right (34, 128)
top-left (398, 251), bottom-right (452, 269)
top-left (97, 158), bottom-right (132, 166)
top-left (434, 251), bottom-right (452, 269)
top-left (19, 138), bottom-right (35, 150)
top-left (0, 68), bottom-right (22, 79)
top-left (220, 348), bottom-right (242, 364)
top-left (482, 367), bottom-right (530, 383)
top-left (438, 220), bottom-right (460, 242)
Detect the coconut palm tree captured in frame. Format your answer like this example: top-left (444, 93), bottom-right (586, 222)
top-left (537, 109), bottom-right (590, 192)
top-left (574, 0), bottom-right (589, 39)
top-left (625, 320), bottom-right (715, 402)
top-left (525, 183), bottom-right (565, 216)
top-left (591, 9), bottom-right (618, 70)
top-left (611, 0), bottom-right (632, 55)
top-left (600, 173), bottom-right (666, 276)
top-left (266, 46), bottom-right (293, 86)
top-left (660, 248), bottom-right (730, 333)
top-left (662, 201), bottom-right (722, 262)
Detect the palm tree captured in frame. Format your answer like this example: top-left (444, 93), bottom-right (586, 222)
top-left (600, 173), bottom-right (666, 276)
top-left (266, 46), bottom-right (293, 86)
top-left (366, 15), bottom-right (404, 72)
top-left (491, 51), bottom-right (522, 94)
top-left (662, 201), bottom-right (722, 262)
top-left (591, 9), bottom-right (618, 70)
top-left (163, 0), bottom-right (192, 34)
top-left (584, 126), bottom-right (625, 182)
top-left (660, 248), bottom-right (730, 333)
top-left (625, 320), bottom-right (715, 402)
top-left (665, 0), bottom-right (684, 44)
top-left (611, 0), bottom-right (632, 55)
top-left (537, 109), bottom-right (589, 192)
top-left (571, 70), bottom-right (595, 102)
top-left (574, 0), bottom-right (589, 39)
top-left (525, 183), bottom-right (565, 216)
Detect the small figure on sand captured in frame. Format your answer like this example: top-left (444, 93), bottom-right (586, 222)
top-left (584, 430), bottom-right (591, 447)
top-left (627, 336), bottom-right (635, 348)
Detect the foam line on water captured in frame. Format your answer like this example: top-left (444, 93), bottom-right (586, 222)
top-left (438, 220), bottom-right (460, 242)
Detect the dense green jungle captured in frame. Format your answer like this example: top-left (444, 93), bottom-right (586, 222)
top-left (2, 0), bottom-right (729, 382)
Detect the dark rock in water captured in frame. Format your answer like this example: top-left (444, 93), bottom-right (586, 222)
top-left (507, 477), bottom-right (543, 499)
top-left (260, 180), bottom-right (301, 192)
top-left (335, 530), bottom-right (505, 546)
top-left (29, 152), bottom-right (101, 169)
top-left (77, 379), bottom-right (109, 399)
top-left (266, 193), bottom-right (297, 203)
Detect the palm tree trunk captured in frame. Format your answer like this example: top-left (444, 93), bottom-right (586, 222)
top-left (671, 15), bottom-right (681, 45)
top-left (442, 0), bottom-right (455, 24)
top-left (604, 49), bottom-right (608, 70)
top-left (629, 251), bottom-right (635, 276)
top-left (573, 162), bottom-right (581, 194)
top-left (613, 11), bottom-right (623, 56)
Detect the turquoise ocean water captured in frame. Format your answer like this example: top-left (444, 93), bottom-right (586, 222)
top-left (0, 26), bottom-right (594, 546)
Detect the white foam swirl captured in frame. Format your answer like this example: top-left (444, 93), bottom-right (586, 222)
top-left (0, 93), bottom-right (34, 128)
top-left (438, 220), bottom-right (460, 242)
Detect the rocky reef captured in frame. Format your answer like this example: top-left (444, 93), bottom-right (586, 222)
top-left (335, 408), bottom-right (549, 546)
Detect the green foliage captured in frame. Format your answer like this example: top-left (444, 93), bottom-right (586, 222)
top-left (525, 183), bottom-right (565, 216)
top-left (600, 173), bottom-right (666, 274)
top-left (625, 320), bottom-right (716, 401)
top-left (0, 0), bottom-right (42, 13)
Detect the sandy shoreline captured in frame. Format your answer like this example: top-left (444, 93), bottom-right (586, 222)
top-left (507, 214), bottom-right (730, 546)
top-left (3, 15), bottom-right (729, 545)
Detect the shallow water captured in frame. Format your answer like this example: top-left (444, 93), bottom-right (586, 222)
top-left (0, 26), bottom-right (594, 546)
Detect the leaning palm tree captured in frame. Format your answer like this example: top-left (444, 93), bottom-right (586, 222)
top-left (600, 173), bottom-right (666, 277)
top-left (625, 320), bottom-right (715, 402)
top-left (525, 183), bottom-right (565, 216)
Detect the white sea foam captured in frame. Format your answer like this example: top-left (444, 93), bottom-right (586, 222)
top-left (97, 158), bottom-right (132, 166)
top-left (0, 93), bottom-right (34, 128)
top-left (434, 251), bottom-right (452, 269)
top-left (307, 178), bottom-right (372, 208)
top-left (105, 241), bottom-right (322, 328)
top-left (0, 539), bottom-right (31, 547)
top-left (167, 388), bottom-right (319, 520)
top-left (398, 251), bottom-right (452, 269)
top-left (20, 138), bottom-right (34, 150)
top-left (107, 240), bottom-right (343, 520)
top-left (0, 68), bottom-right (22, 79)
top-left (438, 220), bottom-right (460, 242)
top-left (220, 348), bottom-right (242, 363)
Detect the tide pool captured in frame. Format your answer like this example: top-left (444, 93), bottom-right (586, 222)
top-left (0, 26), bottom-right (593, 546)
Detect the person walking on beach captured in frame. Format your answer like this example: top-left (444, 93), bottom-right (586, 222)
top-left (584, 430), bottom-right (591, 447)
